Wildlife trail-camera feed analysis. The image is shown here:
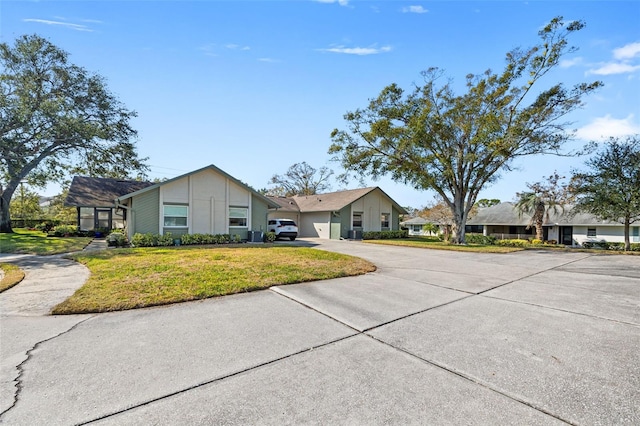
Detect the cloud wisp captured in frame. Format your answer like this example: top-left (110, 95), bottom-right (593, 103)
top-left (23, 18), bottom-right (93, 32)
top-left (576, 114), bottom-right (640, 141)
top-left (587, 40), bottom-right (640, 76)
top-left (402, 5), bottom-right (428, 14)
top-left (315, 0), bottom-right (349, 6)
top-left (318, 45), bottom-right (392, 56)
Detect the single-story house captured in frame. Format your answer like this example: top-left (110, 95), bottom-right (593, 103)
top-left (267, 187), bottom-right (407, 239)
top-left (66, 165), bottom-right (280, 241)
top-left (467, 202), bottom-right (640, 246)
top-left (400, 217), bottom-right (442, 236)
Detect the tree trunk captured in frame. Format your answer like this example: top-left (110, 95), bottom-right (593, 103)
top-left (0, 190), bottom-right (14, 233)
top-left (624, 216), bottom-right (631, 251)
top-left (534, 201), bottom-right (545, 241)
top-left (450, 200), bottom-right (467, 244)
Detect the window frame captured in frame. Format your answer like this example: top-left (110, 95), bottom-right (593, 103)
top-left (229, 207), bottom-right (248, 228)
top-left (381, 213), bottom-right (390, 229)
top-left (587, 227), bottom-right (597, 238)
top-left (352, 212), bottom-right (363, 228)
top-left (163, 204), bottom-right (188, 228)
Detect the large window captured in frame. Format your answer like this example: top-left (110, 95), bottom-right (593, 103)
top-left (633, 227), bottom-right (639, 243)
top-left (229, 207), bottom-right (248, 227)
top-left (352, 212), bottom-right (363, 228)
top-left (587, 228), bottom-right (597, 237)
top-left (381, 213), bottom-right (390, 229)
top-left (163, 205), bottom-right (188, 227)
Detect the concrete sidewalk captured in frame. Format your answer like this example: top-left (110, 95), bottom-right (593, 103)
top-left (0, 240), bottom-right (638, 425)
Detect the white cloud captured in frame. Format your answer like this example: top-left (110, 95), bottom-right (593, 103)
top-left (559, 57), bottom-right (583, 68)
top-left (402, 5), bottom-right (428, 14)
top-left (576, 114), bottom-right (640, 141)
top-left (258, 58), bottom-right (279, 63)
top-left (315, 0), bottom-right (349, 6)
top-left (23, 18), bottom-right (92, 32)
top-left (318, 45), bottom-right (392, 55)
top-left (613, 41), bottom-right (640, 60)
top-left (588, 62), bottom-right (640, 75)
top-left (225, 44), bottom-right (250, 50)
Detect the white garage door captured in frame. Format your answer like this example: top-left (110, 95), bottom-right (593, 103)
top-left (300, 212), bottom-right (330, 239)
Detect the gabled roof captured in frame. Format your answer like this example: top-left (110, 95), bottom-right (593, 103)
top-left (116, 164), bottom-right (280, 209)
top-left (467, 202), bottom-right (620, 226)
top-left (273, 187), bottom-right (408, 214)
top-left (401, 217), bottom-right (430, 225)
top-left (65, 176), bottom-right (154, 207)
top-left (268, 196), bottom-right (300, 212)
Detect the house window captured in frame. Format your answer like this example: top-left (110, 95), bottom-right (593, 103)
top-left (163, 205), bottom-right (188, 227)
top-left (353, 212), bottom-right (363, 228)
top-left (633, 227), bottom-right (639, 243)
top-left (587, 228), bottom-right (597, 237)
top-left (381, 213), bottom-right (390, 229)
top-left (229, 207), bottom-right (248, 227)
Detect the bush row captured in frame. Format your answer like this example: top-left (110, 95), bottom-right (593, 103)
top-left (130, 231), bottom-right (278, 247)
top-left (581, 241), bottom-right (640, 251)
top-left (362, 230), bottom-right (409, 240)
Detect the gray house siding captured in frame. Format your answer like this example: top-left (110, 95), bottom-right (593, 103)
top-left (251, 194), bottom-right (270, 234)
top-left (132, 188), bottom-right (159, 235)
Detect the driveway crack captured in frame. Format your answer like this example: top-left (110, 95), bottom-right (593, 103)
top-left (0, 315), bottom-right (96, 419)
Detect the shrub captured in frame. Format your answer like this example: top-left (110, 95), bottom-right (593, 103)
top-left (49, 224), bottom-right (78, 237)
top-left (530, 239), bottom-right (543, 245)
top-left (362, 230), bottom-right (409, 240)
top-left (157, 232), bottom-right (174, 246)
top-left (465, 234), bottom-right (497, 245)
top-left (496, 239), bottom-right (530, 247)
top-left (265, 232), bottom-right (276, 243)
top-left (131, 233), bottom-right (157, 247)
top-left (106, 230), bottom-right (128, 247)
top-left (35, 221), bottom-right (58, 233)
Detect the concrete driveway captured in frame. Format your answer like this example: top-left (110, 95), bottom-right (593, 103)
top-left (0, 240), bottom-right (638, 425)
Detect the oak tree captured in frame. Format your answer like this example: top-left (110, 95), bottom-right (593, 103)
top-left (0, 34), bottom-right (148, 232)
top-left (329, 17), bottom-right (602, 244)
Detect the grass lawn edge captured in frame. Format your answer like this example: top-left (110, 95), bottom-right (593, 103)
top-left (0, 263), bottom-right (26, 293)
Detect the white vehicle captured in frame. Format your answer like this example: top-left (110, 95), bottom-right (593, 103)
top-left (268, 219), bottom-right (298, 241)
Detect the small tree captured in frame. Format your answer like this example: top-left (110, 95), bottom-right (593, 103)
top-left (329, 17), bottom-right (602, 244)
top-left (268, 162), bottom-right (334, 196)
top-left (571, 135), bottom-right (640, 250)
top-left (0, 34), bottom-right (148, 233)
top-left (515, 172), bottom-right (571, 241)
top-left (9, 186), bottom-right (42, 222)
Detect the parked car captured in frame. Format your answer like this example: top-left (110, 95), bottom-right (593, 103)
top-left (268, 219), bottom-right (298, 241)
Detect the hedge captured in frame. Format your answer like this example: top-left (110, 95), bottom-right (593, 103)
top-left (362, 230), bottom-right (409, 240)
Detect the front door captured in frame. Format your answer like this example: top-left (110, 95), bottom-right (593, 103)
top-left (560, 226), bottom-right (573, 246)
top-left (95, 209), bottom-right (112, 230)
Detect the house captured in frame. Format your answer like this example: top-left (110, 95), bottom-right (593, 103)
top-left (66, 165), bottom-right (280, 240)
top-left (268, 187), bottom-right (407, 239)
top-left (466, 202), bottom-right (640, 246)
top-left (400, 217), bottom-right (443, 236)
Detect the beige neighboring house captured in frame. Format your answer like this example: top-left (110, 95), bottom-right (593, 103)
top-left (66, 165), bottom-right (279, 241)
top-left (268, 187), bottom-right (407, 239)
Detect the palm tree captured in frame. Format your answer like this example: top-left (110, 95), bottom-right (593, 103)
top-left (515, 173), bottom-right (570, 241)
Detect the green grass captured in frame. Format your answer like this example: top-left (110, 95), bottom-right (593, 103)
top-left (0, 228), bottom-right (92, 255)
top-left (0, 263), bottom-right (26, 292)
top-left (53, 246), bottom-right (376, 314)
top-left (365, 237), bottom-right (524, 253)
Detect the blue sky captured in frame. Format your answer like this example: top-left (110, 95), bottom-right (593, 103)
top-left (2, 0), bottom-right (639, 208)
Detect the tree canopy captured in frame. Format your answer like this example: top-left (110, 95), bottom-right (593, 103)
top-left (571, 135), bottom-right (640, 250)
top-left (0, 34), bottom-right (148, 232)
top-left (329, 17), bottom-right (602, 244)
top-left (268, 162), bottom-right (334, 196)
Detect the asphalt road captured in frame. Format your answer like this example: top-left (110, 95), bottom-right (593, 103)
top-left (1, 240), bottom-right (638, 425)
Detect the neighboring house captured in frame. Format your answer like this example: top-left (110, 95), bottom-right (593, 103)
top-left (66, 165), bottom-right (280, 240)
top-left (400, 217), bottom-right (440, 236)
top-left (467, 202), bottom-right (640, 246)
top-left (268, 187), bottom-right (407, 239)
top-left (66, 176), bottom-right (154, 231)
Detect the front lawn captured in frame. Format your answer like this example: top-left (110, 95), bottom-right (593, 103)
top-left (0, 228), bottom-right (92, 255)
top-left (365, 236), bottom-right (524, 253)
top-left (53, 246), bottom-right (376, 314)
top-left (0, 263), bottom-right (25, 292)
